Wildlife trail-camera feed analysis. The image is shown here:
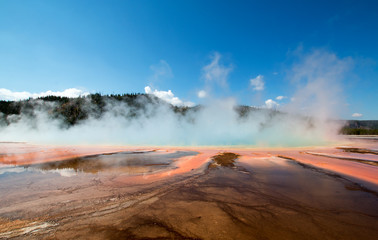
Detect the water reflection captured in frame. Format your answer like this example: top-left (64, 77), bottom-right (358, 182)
top-left (0, 165), bottom-right (26, 175)
top-left (0, 151), bottom-right (197, 177)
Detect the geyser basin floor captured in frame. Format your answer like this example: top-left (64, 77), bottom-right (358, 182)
top-left (0, 141), bottom-right (377, 239)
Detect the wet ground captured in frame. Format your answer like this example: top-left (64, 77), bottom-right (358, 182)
top-left (0, 139), bottom-right (378, 239)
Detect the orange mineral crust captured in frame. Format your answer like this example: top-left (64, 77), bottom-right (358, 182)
top-left (1, 143), bottom-right (377, 188)
top-left (0, 141), bottom-right (378, 239)
top-left (0, 143), bottom-right (157, 166)
top-left (271, 148), bottom-right (378, 186)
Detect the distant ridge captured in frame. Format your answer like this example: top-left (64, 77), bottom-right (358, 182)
top-left (1, 94), bottom-right (377, 135)
top-left (341, 120), bottom-right (378, 135)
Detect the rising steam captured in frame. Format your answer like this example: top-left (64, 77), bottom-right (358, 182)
top-left (0, 50), bottom-right (351, 147)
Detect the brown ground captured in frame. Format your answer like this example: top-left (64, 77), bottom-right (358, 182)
top-left (208, 152), bottom-right (239, 168)
top-left (0, 140), bottom-right (378, 239)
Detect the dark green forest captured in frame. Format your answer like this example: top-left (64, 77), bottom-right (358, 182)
top-left (340, 121), bottom-right (378, 135)
top-left (0, 93), bottom-right (198, 128)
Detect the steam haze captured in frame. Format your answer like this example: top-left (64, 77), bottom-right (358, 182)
top-left (0, 50), bottom-right (349, 147)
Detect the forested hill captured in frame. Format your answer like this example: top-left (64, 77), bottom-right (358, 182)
top-left (0, 93), bottom-right (377, 135)
top-left (340, 120), bottom-right (378, 135)
top-left (0, 94), bottom-right (281, 129)
top-left (0, 93), bottom-right (195, 127)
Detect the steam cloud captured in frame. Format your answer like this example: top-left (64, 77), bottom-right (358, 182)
top-left (202, 52), bottom-right (233, 87)
top-left (0, 50), bottom-right (350, 147)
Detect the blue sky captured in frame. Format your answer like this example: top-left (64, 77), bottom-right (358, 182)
top-left (0, 0), bottom-right (377, 119)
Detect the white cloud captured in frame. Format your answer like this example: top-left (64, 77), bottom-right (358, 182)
top-left (197, 90), bottom-right (207, 98)
top-left (144, 86), bottom-right (194, 107)
top-left (352, 113), bottom-right (362, 117)
top-left (264, 99), bottom-right (279, 109)
top-left (276, 96), bottom-right (286, 100)
top-left (202, 52), bottom-right (232, 87)
top-left (250, 75), bottom-right (265, 91)
top-left (150, 60), bottom-right (173, 81)
top-left (0, 88), bottom-right (89, 101)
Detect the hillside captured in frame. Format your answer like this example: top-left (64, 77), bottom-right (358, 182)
top-left (0, 93), bottom-right (196, 128)
top-left (340, 120), bottom-right (378, 135)
top-left (0, 94), bottom-right (377, 135)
